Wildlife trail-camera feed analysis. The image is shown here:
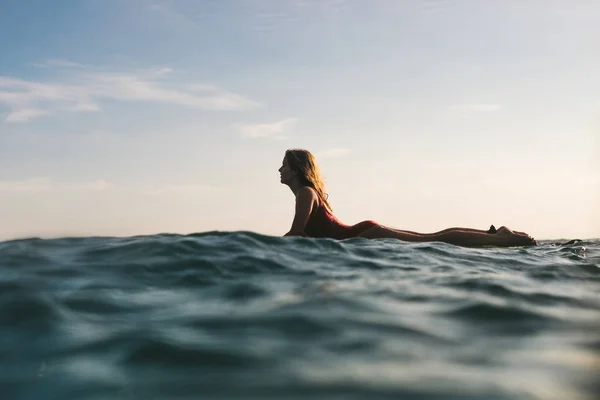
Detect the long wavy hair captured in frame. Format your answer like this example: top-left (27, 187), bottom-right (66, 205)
top-left (285, 149), bottom-right (332, 211)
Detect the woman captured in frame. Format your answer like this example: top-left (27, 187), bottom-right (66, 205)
top-left (279, 149), bottom-right (536, 247)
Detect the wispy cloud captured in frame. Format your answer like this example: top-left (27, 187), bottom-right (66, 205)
top-left (143, 0), bottom-right (198, 31)
top-left (450, 104), bottom-right (502, 112)
top-left (147, 3), bottom-right (164, 11)
top-left (0, 178), bottom-right (112, 193)
top-left (5, 108), bottom-right (50, 123)
top-left (152, 67), bottom-right (174, 76)
top-left (0, 178), bottom-right (52, 193)
top-left (142, 0), bottom-right (350, 38)
top-left (64, 180), bottom-right (113, 192)
top-left (0, 61), bottom-right (258, 123)
top-left (142, 184), bottom-right (229, 196)
top-left (67, 103), bottom-right (101, 112)
top-left (237, 118), bottom-right (298, 139)
top-left (31, 59), bottom-right (87, 69)
top-left (317, 148), bottom-right (352, 160)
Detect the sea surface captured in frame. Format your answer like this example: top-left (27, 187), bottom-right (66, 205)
top-left (1, 232), bottom-right (599, 400)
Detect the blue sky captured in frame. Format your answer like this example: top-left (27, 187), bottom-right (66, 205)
top-left (1, 0), bottom-right (598, 240)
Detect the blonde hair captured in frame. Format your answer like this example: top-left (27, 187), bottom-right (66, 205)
top-left (285, 149), bottom-right (332, 211)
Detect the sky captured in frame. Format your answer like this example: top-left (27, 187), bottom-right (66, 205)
top-left (0, 0), bottom-right (598, 241)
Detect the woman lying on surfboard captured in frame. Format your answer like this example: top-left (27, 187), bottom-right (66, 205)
top-left (279, 149), bottom-right (536, 247)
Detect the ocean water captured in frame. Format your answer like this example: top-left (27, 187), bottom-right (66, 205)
top-left (1, 232), bottom-right (599, 400)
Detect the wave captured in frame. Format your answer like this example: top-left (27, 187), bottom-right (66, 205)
top-left (1, 232), bottom-right (599, 399)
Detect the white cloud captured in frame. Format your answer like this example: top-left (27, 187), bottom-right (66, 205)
top-left (6, 108), bottom-right (51, 123)
top-left (64, 180), bottom-right (113, 192)
top-left (147, 3), bottom-right (164, 11)
top-left (0, 178), bottom-right (112, 193)
top-left (67, 102), bottom-right (101, 112)
top-left (450, 104), bottom-right (502, 112)
top-left (237, 118), bottom-right (298, 139)
top-left (317, 148), bottom-right (352, 160)
top-left (143, 0), bottom-right (198, 31)
top-left (0, 178), bottom-right (52, 193)
top-left (0, 62), bottom-right (258, 123)
top-left (153, 67), bottom-right (174, 76)
top-left (142, 184), bottom-right (229, 196)
top-left (31, 59), bottom-right (86, 68)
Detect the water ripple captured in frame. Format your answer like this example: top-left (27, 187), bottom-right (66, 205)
top-left (0, 233), bottom-right (598, 400)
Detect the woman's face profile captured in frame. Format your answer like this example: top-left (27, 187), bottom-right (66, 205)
top-left (279, 156), bottom-right (294, 184)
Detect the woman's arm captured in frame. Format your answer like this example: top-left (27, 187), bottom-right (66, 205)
top-left (284, 187), bottom-right (317, 236)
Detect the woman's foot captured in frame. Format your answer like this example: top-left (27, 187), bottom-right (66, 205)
top-left (495, 226), bottom-right (536, 246)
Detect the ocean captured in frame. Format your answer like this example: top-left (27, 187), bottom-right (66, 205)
top-left (1, 232), bottom-right (599, 400)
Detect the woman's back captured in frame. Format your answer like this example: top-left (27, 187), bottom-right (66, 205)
top-left (304, 191), bottom-right (378, 239)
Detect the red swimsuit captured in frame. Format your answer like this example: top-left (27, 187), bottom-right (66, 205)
top-left (304, 195), bottom-right (378, 239)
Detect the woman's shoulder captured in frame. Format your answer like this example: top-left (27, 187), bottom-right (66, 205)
top-left (297, 185), bottom-right (316, 196)
top-left (299, 186), bottom-right (326, 211)
top-left (297, 186), bottom-right (320, 204)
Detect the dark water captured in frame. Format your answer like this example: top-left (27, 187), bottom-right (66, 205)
top-left (1, 232), bottom-right (599, 400)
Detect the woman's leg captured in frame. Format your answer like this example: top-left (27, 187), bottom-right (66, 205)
top-left (359, 225), bottom-right (536, 247)
top-left (375, 225), bottom-right (531, 239)
top-left (394, 226), bottom-right (493, 236)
